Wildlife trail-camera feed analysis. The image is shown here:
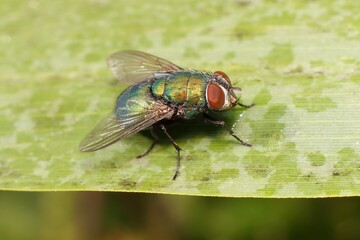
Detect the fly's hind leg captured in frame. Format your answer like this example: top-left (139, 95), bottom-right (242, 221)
top-left (136, 127), bottom-right (159, 159)
top-left (203, 113), bottom-right (252, 147)
top-left (160, 124), bottom-right (182, 180)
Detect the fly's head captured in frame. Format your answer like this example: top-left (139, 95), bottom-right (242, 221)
top-left (206, 71), bottom-right (242, 111)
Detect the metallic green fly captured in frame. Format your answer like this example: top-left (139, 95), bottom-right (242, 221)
top-left (79, 50), bottom-right (254, 180)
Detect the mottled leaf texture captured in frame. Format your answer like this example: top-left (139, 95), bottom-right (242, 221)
top-left (1, 0), bottom-right (360, 197)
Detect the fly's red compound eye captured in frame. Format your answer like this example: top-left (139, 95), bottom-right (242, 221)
top-left (214, 71), bottom-right (231, 84)
top-left (207, 83), bottom-right (225, 110)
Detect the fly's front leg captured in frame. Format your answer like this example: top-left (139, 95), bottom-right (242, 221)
top-left (203, 114), bottom-right (252, 147)
top-left (136, 127), bottom-right (159, 159)
top-left (160, 124), bottom-right (182, 180)
top-left (238, 102), bottom-right (255, 108)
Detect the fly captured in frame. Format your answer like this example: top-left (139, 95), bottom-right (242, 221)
top-left (79, 50), bottom-right (254, 180)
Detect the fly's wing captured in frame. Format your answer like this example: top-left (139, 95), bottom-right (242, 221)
top-left (79, 103), bottom-right (174, 152)
top-left (107, 50), bottom-right (182, 83)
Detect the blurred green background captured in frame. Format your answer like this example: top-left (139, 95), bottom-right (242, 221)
top-left (1, 192), bottom-right (360, 240)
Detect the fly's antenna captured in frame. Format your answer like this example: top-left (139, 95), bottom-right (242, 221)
top-left (232, 86), bottom-right (242, 91)
top-left (232, 80), bottom-right (241, 87)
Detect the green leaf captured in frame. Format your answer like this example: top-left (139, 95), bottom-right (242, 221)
top-left (1, 0), bottom-right (360, 197)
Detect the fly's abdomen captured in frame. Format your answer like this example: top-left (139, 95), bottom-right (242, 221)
top-left (151, 71), bottom-right (207, 107)
top-left (116, 81), bottom-right (155, 116)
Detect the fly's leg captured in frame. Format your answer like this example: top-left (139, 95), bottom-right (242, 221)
top-left (203, 114), bottom-right (252, 147)
top-left (160, 124), bottom-right (182, 180)
top-left (136, 127), bottom-right (159, 159)
top-left (238, 102), bottom-right (255, 108)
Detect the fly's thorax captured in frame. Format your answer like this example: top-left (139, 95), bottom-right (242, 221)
top-left (205, 71), bottom-right (239, 111)
top-left (151, 71), bottom-right (208, 108)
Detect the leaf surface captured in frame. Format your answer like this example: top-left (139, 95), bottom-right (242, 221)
top-left (1, 0), bottom-right (360, 197)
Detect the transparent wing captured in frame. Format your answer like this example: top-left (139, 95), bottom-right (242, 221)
top-left (107, 50), bottom-right (182, 83)
top-left (79, 105), bottom-right (174, 152)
